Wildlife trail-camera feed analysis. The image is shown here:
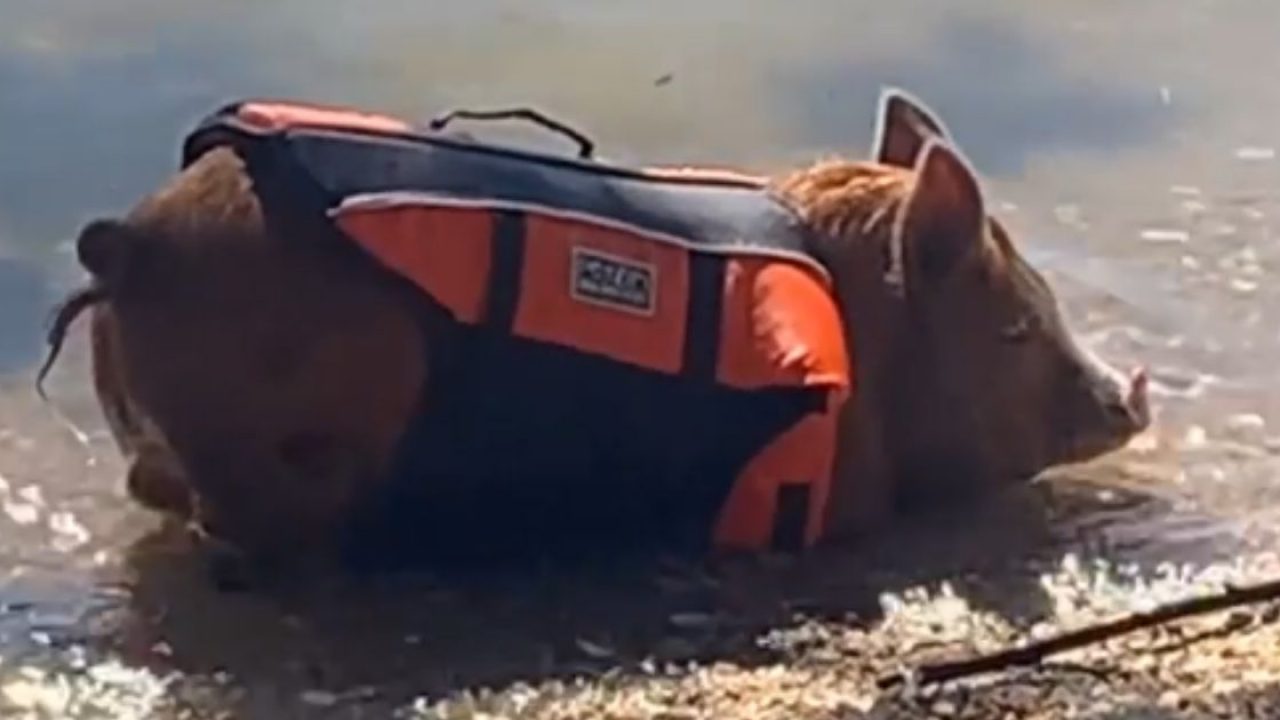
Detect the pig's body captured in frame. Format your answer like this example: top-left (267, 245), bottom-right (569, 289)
top-left (42, 90), bottom-right (1149, 569)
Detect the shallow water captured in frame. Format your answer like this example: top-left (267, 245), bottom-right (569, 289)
top-left (2, 1), bottom-right (1279, 716)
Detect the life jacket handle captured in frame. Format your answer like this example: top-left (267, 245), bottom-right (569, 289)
top-left (426, 107), bottom-right (595, 159)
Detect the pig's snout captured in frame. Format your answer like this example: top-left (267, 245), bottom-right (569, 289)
top-left (1064, 351), bottom-right (1152, 463)
top-left (1098, 365), bottom-right (1151, 437)
top-left (1125, 366), bottom-right (1151, 429)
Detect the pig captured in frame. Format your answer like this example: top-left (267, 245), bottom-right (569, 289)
top-left (38, 88), bottom-right (1149, 569)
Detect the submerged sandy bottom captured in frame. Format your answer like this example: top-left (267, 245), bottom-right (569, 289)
top-left (5, 543), bottom-right (1280, 719)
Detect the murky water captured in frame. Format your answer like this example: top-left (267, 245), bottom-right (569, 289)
top-left (2, 1), bottom-right (1279, 716)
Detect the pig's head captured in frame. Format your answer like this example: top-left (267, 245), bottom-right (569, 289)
top-left (879, 91), bottom-right (1150, 499)
top-left (44, 146), bottom-right (428, 565)
top-left (783, 90), bottom-right (1151, 504)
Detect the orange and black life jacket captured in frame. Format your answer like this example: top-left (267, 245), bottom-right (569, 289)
top-left (182, 100), bottom-right (854, 559)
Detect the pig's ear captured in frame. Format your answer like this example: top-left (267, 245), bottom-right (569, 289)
top-left (896, 138), bottom-right (986, 286)
top-left (871, 87), bottom-right (950, 169)
top-left (76, 218), bottom-right (145, 288)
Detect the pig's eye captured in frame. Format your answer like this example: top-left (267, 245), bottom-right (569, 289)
top-left (1000, 315), bottom-right (1036, 343)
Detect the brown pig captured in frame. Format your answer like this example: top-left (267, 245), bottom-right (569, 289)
top-left (39, 89), bottom-right (1149, 568)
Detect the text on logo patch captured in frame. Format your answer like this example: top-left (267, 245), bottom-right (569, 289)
top-left (570, 247), bottom-right (656, 315)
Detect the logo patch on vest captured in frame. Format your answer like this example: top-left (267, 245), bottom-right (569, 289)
top-left (570, 247), bottom-right (656, 315)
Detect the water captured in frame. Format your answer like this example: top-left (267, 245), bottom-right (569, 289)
top-left (2, 1), bottom-right (1279, 716)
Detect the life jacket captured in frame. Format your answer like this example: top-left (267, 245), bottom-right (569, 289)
top-left (181, 100), bottom-right (854, 556)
